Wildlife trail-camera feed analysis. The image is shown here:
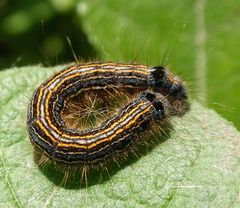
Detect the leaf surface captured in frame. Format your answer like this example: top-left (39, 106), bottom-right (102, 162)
top-left (0, 65), bottom-right (240, 208)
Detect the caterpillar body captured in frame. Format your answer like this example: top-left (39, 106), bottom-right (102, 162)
top-left (27, 62), bottom-right (188, 167)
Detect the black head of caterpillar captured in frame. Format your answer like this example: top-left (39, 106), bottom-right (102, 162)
top-left (150, 66), bottom-right (189, 116)
top-left (142, 92), bottom-right (166, 120)
top-left (150, 66), bottom-right (188, 100)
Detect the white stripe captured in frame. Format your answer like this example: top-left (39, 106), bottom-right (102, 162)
top-left (48, 66), bottom-right (95, 90)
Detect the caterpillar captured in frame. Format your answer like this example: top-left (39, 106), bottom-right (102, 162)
top-left (27, 62), bottom-right (188, 182)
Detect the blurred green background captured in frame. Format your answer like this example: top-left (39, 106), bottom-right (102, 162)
top-left (0, 0), bottom-right (239, 130)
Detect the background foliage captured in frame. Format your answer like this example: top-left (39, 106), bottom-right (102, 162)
top-left (0, 0), bottom-right (239, 129)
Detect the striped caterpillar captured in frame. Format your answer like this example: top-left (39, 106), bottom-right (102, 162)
top-left (27, 62), bottom-right (189, 183)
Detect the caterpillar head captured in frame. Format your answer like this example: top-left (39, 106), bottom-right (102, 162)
top-left (151, 66), bottom-right (188, 100)
top-left (151, 66), bottom-right (189, 116)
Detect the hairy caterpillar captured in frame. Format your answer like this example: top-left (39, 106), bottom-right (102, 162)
top-left (27, 62), bottom-right (188, 184)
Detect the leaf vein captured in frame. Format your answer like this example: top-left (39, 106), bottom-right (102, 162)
top-left (1, 152), bottom-right (22, 208)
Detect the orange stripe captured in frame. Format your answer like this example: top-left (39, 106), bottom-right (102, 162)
top-left (45, 63), bottom-right (148, 89)
top-left (57, 105), bottom-right (152, 149)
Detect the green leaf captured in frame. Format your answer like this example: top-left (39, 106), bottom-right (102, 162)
top-left (1, 65), bottom-right (240, 208)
